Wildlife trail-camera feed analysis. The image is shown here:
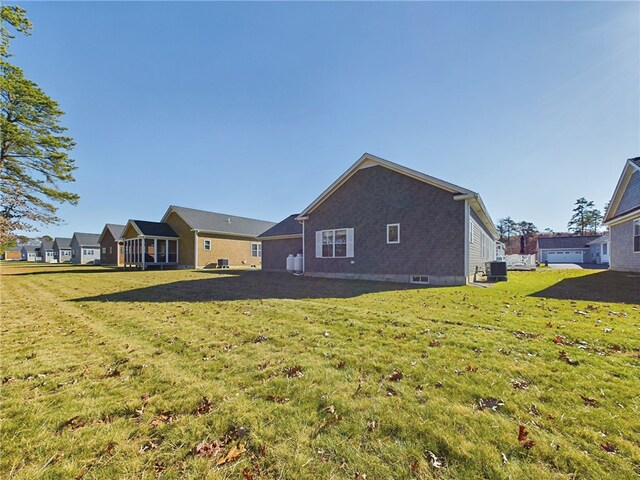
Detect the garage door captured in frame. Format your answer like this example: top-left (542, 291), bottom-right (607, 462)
top-left (546, 251), bottom-right (583, 263)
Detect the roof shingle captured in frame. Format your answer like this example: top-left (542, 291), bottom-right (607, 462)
top-left (538, 235), bottom-right (601, 250)
top-left (130, 220), bottom-right (179, 238)
top-left (258, 214), bottom-right (302, 238)
top-left (73, 232), bottom-right (101, 247)
top-left (166, 206), bottom-right (275, 237)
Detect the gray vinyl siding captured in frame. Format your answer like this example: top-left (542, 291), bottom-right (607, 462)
top-left (261, 237), bottom-right (303, 272)
top-left (468, 208), bottom-right (495, 276)
top-left (609, 216), bottom-right (640, 273)
top-left (70, 237), bottom-right (100, 264)
top-left (303, 165), bottom-right (467, 284)
top-left (615, 169), bottom-right (640, 217)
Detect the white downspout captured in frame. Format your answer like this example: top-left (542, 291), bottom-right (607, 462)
top-left (301, 220), bottom-right (305, 274)
top-left (464, 200), bottom-right (470, 283)
top-left (194, 230), bottom-right (199, 269)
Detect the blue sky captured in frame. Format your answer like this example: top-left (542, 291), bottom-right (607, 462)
top-left (11, 1), bottom-right (640, 237)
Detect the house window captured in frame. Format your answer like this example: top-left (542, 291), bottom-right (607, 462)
top-left (109, 247), bottom-right (113, 254)
top-left (102, 247), bottom-right (106, 254)
top-left (72, 250), bottom-right (76, 258)
top-left (602, 243), bottom-right (608, 256)
top-left (203, 239), bottom-right (211, 251)
top-left (469, 222), bottom-right (474, 243)
top-left (251, 243), bottom-right (262, 257)
top-left (634, 220), bottom-right (640, 253)
top-left (316, 228), bottom-right (353, 258)
top-left (387, 224), bottom-right (400, 244)
top-left (411, 275), bottom-right (429, 284)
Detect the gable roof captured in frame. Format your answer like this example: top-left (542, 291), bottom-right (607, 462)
top-left (586, 232), bottom-right (609, 246)
top-left (40, 240), bottom-right (54, 251)
top-left (258, 214), bottom-right (303, 238)
top-left (537, 235), bottom-right (601, 250)
top-left (125, 220), bottom-right (179, 238)
top-left (604, 157), bottom-right (640, 225)
top-left (53, 237), bottom-right (72, 249)
top-left (161, 205), bottom-right (276, 238)
top-left (296, 153), bottom-right (498, 238)
top-left (21, 245), bottom-right (38, 252)
top-left (72, 232), bottom-right (101, 247)
top-left (98, 223), bottom-right (125, 243)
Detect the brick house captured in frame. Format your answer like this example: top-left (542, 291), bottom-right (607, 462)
top-left (160, 206), bottom-right (275, 269)
top-left (261, 153), bottom-right (498, 285)
top-left (604, 157), bottom-right (640, 273)
top-left (99, 224), bottom-right (125, 266)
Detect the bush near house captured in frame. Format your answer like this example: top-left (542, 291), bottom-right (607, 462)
top-left (1, 262), bottom-right (638, 479)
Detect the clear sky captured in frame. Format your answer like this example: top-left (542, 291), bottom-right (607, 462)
top-left (11, 1), bottom-right (640, 237)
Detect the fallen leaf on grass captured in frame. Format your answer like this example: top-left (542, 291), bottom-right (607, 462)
top-left (151, 412), bottom-right (177, 426)
top-left (529, 404), bottom-right (540, 416)
top-left (140, 438), bottom-right (161, 453)
top-left (254, 336), bottom-right (268, 343)
top-left (194, 440), bottom-right (223, 458)
top-left (558, 350), bottom-right (579, 365)
top-left (216, 442), bottom-right (246, 466)
top-left (195, 397), bottom-right (213, 415)
top-left (478, 397), bottom-right (504, 411)
top-left (336, 360), bottom-right (346, 369)
top-left (60, 416), bottom-right (86, 431)
top-left (266, 395), bottom-right (289, 403)
top-left (354, 473), bottom-right (367, 479)
top-left (600, 442), bottom-right (617, 453)
top-left (517, 425), bottom-right (536, 449)
top-left (283, 365), bottom-right (304, 378)
top-left (387, 369), bottom-right (403, 382)
top-left (580, 395), bottom-right (599, 407)
top-left (243, 467), bottom-right (255, 479)
top-left (511, 379), bottom-right (529, 390)
top-left (427, 451), bottom-right (444, 468)
top-left (367, 419), bottom-right (376, 432)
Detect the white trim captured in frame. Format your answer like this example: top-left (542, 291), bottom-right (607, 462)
top-left (194, 230), bottom-right (199, 269)
top-left (301, 220), bottom-right (305, 273)
top-left (604, 159), bottom-right (640, 223)
top-left (634, 219), bottom-right (640, 253)
top-left (258, 234), bottom-right (303, 241)
top-left (464, 200), bottom-right (470, 277)
top-left (251, 242), bottom-right (262, 258)
top-left (410, 275), bottom-right (430, 284)
top-left (604, 208), bottom-right (640, 227)
top-left (386, 223), bottom-right (400, 244)
top-left (297, 153), bottom-right (474, 220)
top-left (203, 239), bottom-right (211, 251)
top-left (316, 228), bottom-right (353, 258)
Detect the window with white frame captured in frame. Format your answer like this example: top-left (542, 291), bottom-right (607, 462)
top-left (387, 224), bottom-right (400, 244)
top-left (316, 228), bottom-right (353, 258)
top-left (251, 243), bottom-right (261, 257)
top-left (411, 275), bottom-right (429, 284)
top-left (469, 221), bottom-right (474, 243)
top-left (602, 243), bottom-right (608, 256)
top-left (203, 239), bottom-right (211, 250)
top-left (634, 220), bottom-right (640, 253)
top-left (102, 247), bottom-right (106, 254)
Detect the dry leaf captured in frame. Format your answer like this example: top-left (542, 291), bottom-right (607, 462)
top-left (478, 397), bottom-right (504, 411)
top-left (387, 369), bottom-right (403, 382)
top-left (216, 442), bottom-right (246, 466)
top-left (194, 440), bottom-right (223, 458)
top-left (195, 396), bottom-right (213, 415)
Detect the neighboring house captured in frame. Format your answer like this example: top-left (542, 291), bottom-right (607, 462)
top-left (21, 245), bottom-right (40, 262)
top-left (99, 224), bottom-right (125, 266)
top-left (258, 214), bottom-right (303, 272)
top-left (39, 240), bottom-right (57, 263)
top-left (53, 237), bottom-right (73, 263)
top-left (70, 233), bottom-right (101, 264)
top-left (121, 220), bottom-right (180, 270)
top-left (587, 233), bottom-right (610, 265)
top-left (160, 206), bottom-right (276, 269)
top-left (3, 246), bottom-right (22, 261)
top-left (537, 235), bottom-right (601, 264)
top-left (262, 153), bottom-right (498, 285)
top-left (603, 157), bottom-right (640, 273)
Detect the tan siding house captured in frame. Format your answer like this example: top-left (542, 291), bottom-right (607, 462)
top-left (161, 206), bottom-right (275, 269)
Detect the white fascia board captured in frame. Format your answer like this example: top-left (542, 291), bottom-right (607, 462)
top-left (604, 208), bottom-right (640, 227)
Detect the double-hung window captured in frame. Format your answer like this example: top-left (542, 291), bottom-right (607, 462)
top-left (634, 220), bottom-right (640, 253)
top-left (316, 228), bottom-right (354, 258)
top-left (251, 243), bottom-right (262, 257)
top-left (203, 239), bottom-right (211, 251)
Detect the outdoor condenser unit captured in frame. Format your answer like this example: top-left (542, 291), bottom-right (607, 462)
top-left (217, 258), bottom-right (229, 268)
top-left (485, 261), bottom-right (508, 282)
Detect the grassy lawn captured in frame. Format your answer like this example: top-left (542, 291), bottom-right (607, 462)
top-left (1, 262), bottom-right (639, 479)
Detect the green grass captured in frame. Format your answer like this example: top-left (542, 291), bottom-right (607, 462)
top-left (1, 262), bottom-right (639, 479)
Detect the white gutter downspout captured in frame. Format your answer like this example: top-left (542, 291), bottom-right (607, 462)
top-left (464, 199), bottom-right (470, 283)
top-left (301, 220), bottom-right (305, 274)
top-left (194, 230), bottom-right (199, 269)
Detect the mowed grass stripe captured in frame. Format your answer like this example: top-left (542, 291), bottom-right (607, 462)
top-left (1, 263), bottom-right (639, 479)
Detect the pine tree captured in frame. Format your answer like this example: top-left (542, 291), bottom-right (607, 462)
top-left (0, 6), bottom-right (78, 248)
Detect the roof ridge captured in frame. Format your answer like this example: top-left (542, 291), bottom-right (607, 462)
top-left (171, 205), bottom-right (275, 223)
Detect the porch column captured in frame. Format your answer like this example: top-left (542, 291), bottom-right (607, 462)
top-left (165, 239), bottom-right (169, 263)
top-left (141, 238), bottom-right (146, 271)
top-left (153, 239), bottom-right (158, 263)
top-left (194, 231), bottom-right (199, 269)
top-left (176, 239), bottom-right (179, 264)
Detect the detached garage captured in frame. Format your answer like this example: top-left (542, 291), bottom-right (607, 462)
top-left (537, 235), bottom-right (601, 264)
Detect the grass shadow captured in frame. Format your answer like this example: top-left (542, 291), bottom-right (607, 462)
top-left (4, 267), bottom-right (122, 276)
top-left (530, 270), bottom-right (640, 304)
top-left (71, 270), bottom-right (427, 303)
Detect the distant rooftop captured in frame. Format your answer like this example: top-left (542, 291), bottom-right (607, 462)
top-left (258, 214), bottom-right (302, 238)
top-left (165, 205), bottom-right (276, 237)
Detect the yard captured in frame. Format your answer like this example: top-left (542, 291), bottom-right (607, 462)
top-left (1, 262), bottom-right (639, 479)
